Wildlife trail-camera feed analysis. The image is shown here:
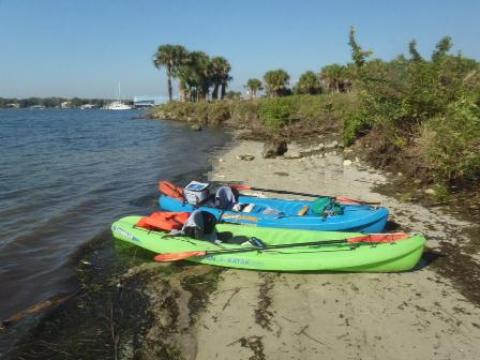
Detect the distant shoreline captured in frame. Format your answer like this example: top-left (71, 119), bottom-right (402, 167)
top-left (0, 97), bottom-right (134, 109)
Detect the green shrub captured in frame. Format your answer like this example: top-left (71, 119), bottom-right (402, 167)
top-left (420, 97), bottom-right (480, 184)
top-left (259, 97), bottom-right (297, 130)
top-left (343, 110), bottom-right (371, 145)
top-left (295, 95), bottom-right (328, 122)
top-left (230, 100), bottom-right (260, 123)
top-left (207, 101), bottom-right (230, 125)
top-left (192, 101), bottom-right (209, 123)
top-left (349, 53), bottom-right (479, 142)
top-left (152, 94), bottom-right (357, 137)
top-left (179, 102), bottom-right (196, 119)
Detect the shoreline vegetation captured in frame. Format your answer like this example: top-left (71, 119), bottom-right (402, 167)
top-left (150, 28), bottom-right (480, 208)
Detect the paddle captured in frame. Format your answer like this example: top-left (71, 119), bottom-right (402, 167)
top-left (229, 184), bottom-right (381, 205)
top-left (154, 233), bottom-right (408, 262)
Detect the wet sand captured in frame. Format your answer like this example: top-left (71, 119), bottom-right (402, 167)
top-left (191, 140), bottom-right (480, 360)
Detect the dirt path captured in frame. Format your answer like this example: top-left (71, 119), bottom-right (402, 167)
top-left (192, 140), bottom-right (480, 360)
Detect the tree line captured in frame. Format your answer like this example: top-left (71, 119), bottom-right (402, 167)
top-left (0, 97), bottom-right (115, 108)
top-left (153, 43), bottom-right (359, 101)
top-left (241, 29), bottom-right (381, 98)
top-left (154, 28), bottom-right (479, 103)
top-left (154, 30), bottom-right (374, 101)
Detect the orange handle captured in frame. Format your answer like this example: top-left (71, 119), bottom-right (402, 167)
top-left (297, 206), bottom-right (309, 216)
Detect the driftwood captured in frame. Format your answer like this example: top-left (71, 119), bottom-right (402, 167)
top-left (0, 291), bottom-right (79, 331)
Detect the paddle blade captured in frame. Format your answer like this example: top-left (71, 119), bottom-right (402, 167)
top-left (154, 251), bottom-right (207, 262)
top-left (230, 183), bottom-right (252, 191)
top-left (348, 233), bottom-right (409, 243)
top-left (158, 181), bottom-right (184, 199)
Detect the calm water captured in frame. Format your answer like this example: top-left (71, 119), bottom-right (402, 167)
top-left (0, 109), bottom-right (227, 320)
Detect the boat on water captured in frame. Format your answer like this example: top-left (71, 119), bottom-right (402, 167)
top-left (104, 81), bottom-right (133, 110)
top-left (80, 104), bottom-right (97, 110)
top-left (158, 181), bottom-right (389, 233)
top-left (104, 101), bottom-right (133, 110)
top-left (111, 213), bottom-right (425, 272)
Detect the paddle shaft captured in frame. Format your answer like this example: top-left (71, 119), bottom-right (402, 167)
top-left (249, 186), bottom-right (332, 199)
top-left (232, 185), bottom-right (380, 205)
top-left (232, 184), bottom-right (378, 205)
top-left (154, 233), bottom-right (406, 262)
top-left (195, 237), bottom-right (362, 257)
top-left (185, 181), bottom-right (379, 205)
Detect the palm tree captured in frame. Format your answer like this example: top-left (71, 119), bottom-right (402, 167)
top-left (210, 57), bottom-right (232, 100)
top-left (153, 44), bottom-right (188, 102)
top-left (320, 64), bottom-right (351, 93)
top-left (245, 78), bottom-right (263, 98)
top-left (176, 51), bottom-right (211, 101)
top-left (176, 57), bottom-right (195, 102)
top-left (295, 71), bottom-right (322, 95)
top-left (192, 51), bottom-right (211, 101)
top-left (263, 69), bottom-right (290, 97)
top-left (218, 60), bottom-right (232, 100)
top-left (210, 56), bottom-right (230, 99)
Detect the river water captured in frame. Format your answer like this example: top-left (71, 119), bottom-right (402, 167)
top-left (0, 109), bottom-right (227, 321)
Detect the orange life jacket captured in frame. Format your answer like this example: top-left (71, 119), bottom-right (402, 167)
top-left (136, 211), bottom-right (190, 231)
top-left (158, 181), bottom-right (184, 200)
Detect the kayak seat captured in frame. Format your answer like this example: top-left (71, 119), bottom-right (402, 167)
top-left (216, 231), bottom-right (250, 244)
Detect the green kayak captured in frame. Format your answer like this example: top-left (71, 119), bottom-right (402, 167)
top-left (111, 216), bottom-right (425, 272)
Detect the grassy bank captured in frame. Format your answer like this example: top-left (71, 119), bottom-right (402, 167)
top-left (150, 93), bottom-right (357, 140)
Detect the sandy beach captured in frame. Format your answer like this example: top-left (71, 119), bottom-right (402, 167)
top-left (186, 139), bottom-right (480, 360)
top-left (6, 137), bottom-right (480, 360)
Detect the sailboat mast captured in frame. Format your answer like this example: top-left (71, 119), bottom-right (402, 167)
top-left (118, 81), bottom-right (121, 102)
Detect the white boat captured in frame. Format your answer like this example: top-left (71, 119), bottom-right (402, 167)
top-left (80, 104), bottom-right (97, 110)
top-left (104, 101), bottom-right (132, 110)
top-left (104, 82), bottom-right (133, 110)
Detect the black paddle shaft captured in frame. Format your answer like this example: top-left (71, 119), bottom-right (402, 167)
top-left (241, 186), bottom-right (379, 205)
top-left (248, 186), bottom-right (331, 199)
top-left (203, 237), bottom-right (367, 257)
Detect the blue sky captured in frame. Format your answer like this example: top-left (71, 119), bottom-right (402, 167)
top-left (0, 0), bottom-right (479, 99)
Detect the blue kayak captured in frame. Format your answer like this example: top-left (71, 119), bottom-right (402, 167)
top-left (159, 194), bottom-right (389, 233)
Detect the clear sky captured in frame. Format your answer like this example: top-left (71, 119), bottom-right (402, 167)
top-left (0, 0), bottom-right (479, 99)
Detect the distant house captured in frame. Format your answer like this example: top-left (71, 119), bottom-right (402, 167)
top-left (61, 101), bottom-right (72, 109)
top-left (134, 99), bottom-right (155, 108)
top-left (6, 103), bottom-right (20, 108)
top-left (133, 96), bottom-right (166, 108)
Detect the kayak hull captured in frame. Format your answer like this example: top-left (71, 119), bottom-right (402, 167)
top-left (159, 195), bottom-right (389, 233)
top-left (112, 216), bottom-right (425, 272)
